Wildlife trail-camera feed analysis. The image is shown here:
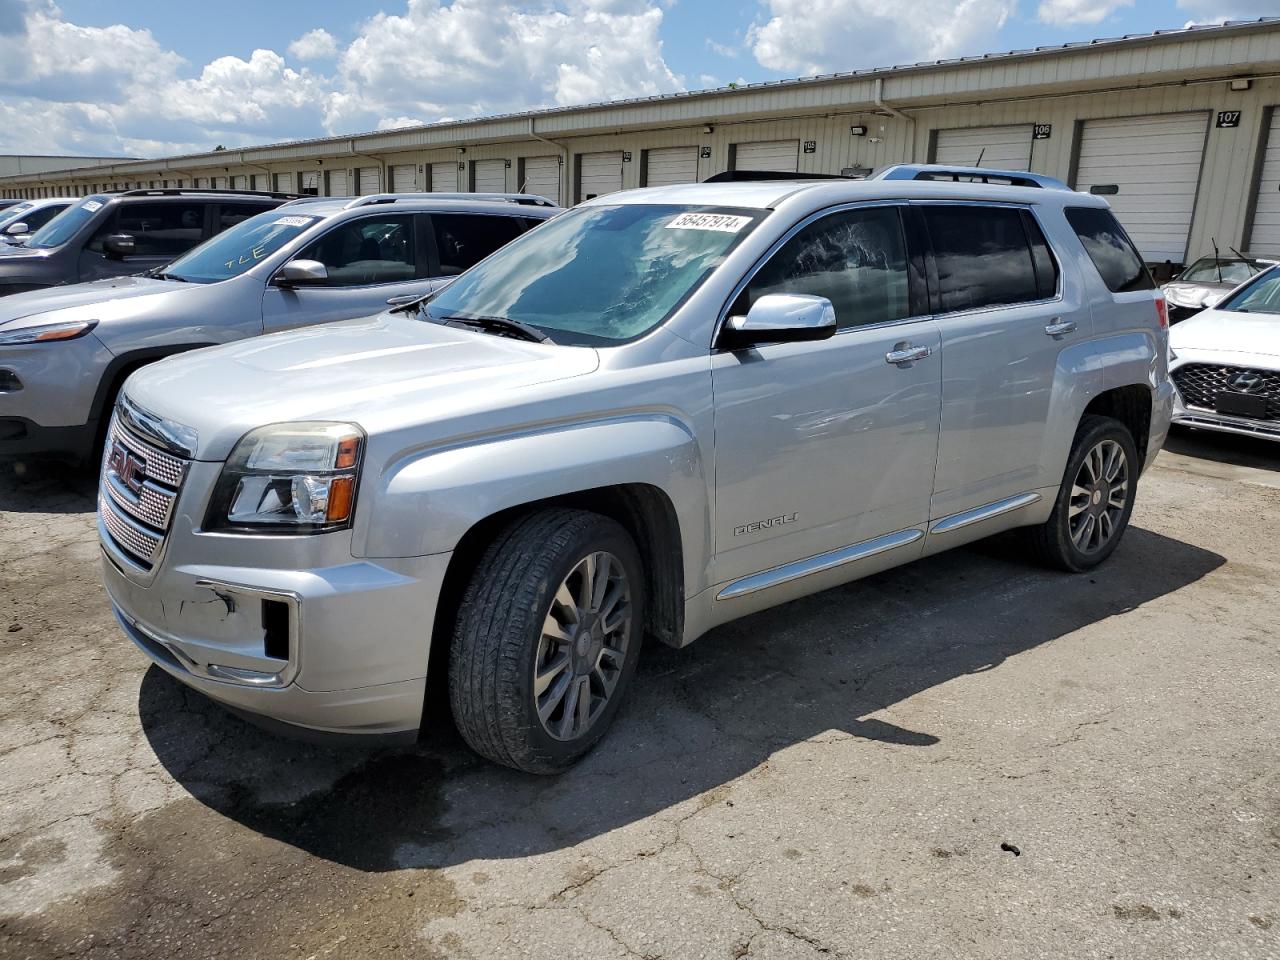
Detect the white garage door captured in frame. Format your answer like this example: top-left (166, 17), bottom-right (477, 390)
top-left (431, 162), bottom-right (457, 192)
top-left (251, 174), bottom-right (268, 192)
top-left (358, 166), bottom-right (380, 195)
top-left (231, 175), bottom-right (247, 190)
top-left (299, 171), bottom-right (320, 195)
top-left (934, 124), bottom-right (1033, 170)
top-left (521, 156), bottom-right (560, 204)
top-left (579, 151), bottom-right (624, 201)
top-left (214, 176), bottom-right (229, 190)
top-left (733, 140), bottom-right (798, 173)
top-left (1074, 113), bottom-right (1209, 263)
top-left (326, 169), bottom-right (349, 196)
top-left (392, 164), bottom-right (417, 192)
top-left (1249, 111), bottom-right (1280, 254)
top-left (473, 159), bottom-right (506, 193)
top-left (274, 172), bottom-right (294, 194)
top-left (645, 146), bottom-right (699, 187)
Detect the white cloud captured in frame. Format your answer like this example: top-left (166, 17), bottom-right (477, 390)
top-left (1175, 0), bottom-right (1279, 21)
top-left (748, 0), bottom-right (1016, 76)
top-left (1037, 0), bottom-right (1134, 26)
top-left (706, 37), bottom-right (739, 58)
top-left (0, 0), bottom-right (684, 156)
top-left (288, 27), bottom-right (339, 61)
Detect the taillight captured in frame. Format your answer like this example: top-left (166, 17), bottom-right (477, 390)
top-left (1154, 296), bottom-right (1169, 329)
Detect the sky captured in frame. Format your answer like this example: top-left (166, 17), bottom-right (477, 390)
top-left (0, 0), bottom-right (1276, 158)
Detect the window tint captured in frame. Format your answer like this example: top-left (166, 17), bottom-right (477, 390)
top-left (1064, 206), bottom-right (1154, 293)
top-left (1022, 210), bottom-right (1060, 300)
top-left (296, 215), bottom-right (417, 286)
top-left (924, 206), bottom-right (1040, 312)
top-left (90, 202), bottom-right (206, 256)
top-left (432, 214), bottom-right (525, 276)
top-left (738, 206), bottom-right (910, 329)
top-left (218, 202), bottom-right (276, 232)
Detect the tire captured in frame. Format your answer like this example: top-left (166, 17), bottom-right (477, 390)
top-left (449, 508), bottom-right (645, 774)
top-left (1026, 415), bottom-right (1139, 572)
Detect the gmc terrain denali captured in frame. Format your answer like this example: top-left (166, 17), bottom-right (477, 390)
top-left (99, 167), bottom-right (1173, 772)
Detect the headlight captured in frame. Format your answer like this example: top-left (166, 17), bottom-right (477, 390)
top-left (206, 422), bottom-right (364, 533)
top-left (0, 319), bottom-right (96, 345)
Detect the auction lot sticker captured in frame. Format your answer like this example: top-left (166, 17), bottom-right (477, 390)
top-left (666, 212), bottom-right (753, 233)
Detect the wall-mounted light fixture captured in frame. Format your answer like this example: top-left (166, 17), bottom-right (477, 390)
top-left (1229, 77), bottom-right (1252, 91)
top-left (850, 125), bottom-right (867, 137)
top-left (703, 124), bottom-right (714, 135)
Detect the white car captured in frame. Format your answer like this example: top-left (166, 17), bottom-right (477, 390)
top-left (0, 196), bottom-right (79, 246)
top-left (1169, 264), bottom-right (1280, 440)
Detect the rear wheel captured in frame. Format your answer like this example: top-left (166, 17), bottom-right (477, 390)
top-left (1026, 415), bottom-right (1138, 572)
top-left (449, 508), bottom-right (644, 773)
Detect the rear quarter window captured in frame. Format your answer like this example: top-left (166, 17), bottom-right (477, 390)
top-left (1064, 206), bottom-right (1154, 293)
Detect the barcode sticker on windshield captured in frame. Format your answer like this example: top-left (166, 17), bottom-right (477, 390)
top-left (82, 200), bottom-right (103, 212)
top-left (272, 216), bottom-right (313, 227)
top-left (665, 212), bottom-right (752, 233)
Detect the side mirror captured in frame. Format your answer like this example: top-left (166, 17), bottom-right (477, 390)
top-left (276, 259), bottom-right (329, 286)
top-left (3, 222), bottom-right (28, 236)
top-left (103, 234), bottom-right (136, 259)
top-left (719, 293), bottom-right (837, 350)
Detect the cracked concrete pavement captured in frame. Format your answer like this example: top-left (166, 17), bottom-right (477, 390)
top-left (1, 427), bottom-right (1278, 959)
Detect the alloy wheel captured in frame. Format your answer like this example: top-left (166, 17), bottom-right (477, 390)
top-left (534, 551), bottom-right (632, 742)
top-left (1068, 438), bottom-right (1129, 554)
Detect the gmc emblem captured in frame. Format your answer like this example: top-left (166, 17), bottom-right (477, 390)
top-left (107, 441), bottom-right (147, 495)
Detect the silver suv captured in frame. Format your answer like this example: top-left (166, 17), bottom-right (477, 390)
top-left (0, 193), bottom-right (559, 463)
top-left (98, 167), bottom-right (1173, 772)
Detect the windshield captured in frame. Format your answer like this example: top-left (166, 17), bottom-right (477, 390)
top-left (1180, 257), bottom-right (1263, 284)
top-left (1217, 266), bottom-right (1280, 315)
top-left (162, 211), bottom-right (322, 283)
top-left (0, 203), bottom-right (34, 229)
top-left (425, 204), bottom-right (764, 345)
top-left (26, 196), bottom-right (108, 249)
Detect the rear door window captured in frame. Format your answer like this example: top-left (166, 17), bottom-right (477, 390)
top-left (295, 214), bottom-right (418, 286)
top-left (431, 214), bottom-right (526, 276)
top-left (90, 202), bottom-right (206, 256)
top-left (922, 205), bottom-right (1041, 312)
top-left (1064, 206), bottom-right (1154, 293)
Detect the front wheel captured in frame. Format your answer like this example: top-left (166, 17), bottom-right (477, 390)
top-left (1026, 415), bottom-right (1139, 572)
top-left (449, 508), bottom-right (644, 773)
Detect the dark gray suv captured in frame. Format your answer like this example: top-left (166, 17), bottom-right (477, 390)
top-left (0, 189), bottom-right (296, 297)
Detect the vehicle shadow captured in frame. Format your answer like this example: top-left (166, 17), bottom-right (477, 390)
top-left (0, 461), bottom-right (97, 514)
top-left (139, 525), bottom-right (1224, 873)
top-left (1163, 425), bottom-right (1280, 472)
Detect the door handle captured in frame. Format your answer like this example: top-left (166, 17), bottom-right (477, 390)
top-left (885, 344), bottom-right (932, 366)
top-left (1044, 319), bottom-right (1077, 338)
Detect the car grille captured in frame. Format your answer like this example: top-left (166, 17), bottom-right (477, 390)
top-left (98, 417), bottom-right (189, 569)
top-left (1171, 364), bottom-right (1280, 422)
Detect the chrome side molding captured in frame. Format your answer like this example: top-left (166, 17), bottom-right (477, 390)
top-left (716, 527), bottom-right (924, 601)
top-left (929, 491), bottom-right (1041, 535)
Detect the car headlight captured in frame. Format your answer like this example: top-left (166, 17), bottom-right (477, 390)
top-left (0, 319), bottom-right (96, 345)
top-left (206, 422), bottom-right (364, 533)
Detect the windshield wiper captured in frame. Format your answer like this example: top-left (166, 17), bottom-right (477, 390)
top-left (151, 270), bottom-right (188, 282)
top-left (438, 313), bottom-right (553, 344)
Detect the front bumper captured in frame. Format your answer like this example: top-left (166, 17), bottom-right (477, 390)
top-left (0, 333), bottom-right (114, 461)
top-left (1169, 351), bottom-right (1280, 443)
top-left (100, 482), bottom-right (453, 739)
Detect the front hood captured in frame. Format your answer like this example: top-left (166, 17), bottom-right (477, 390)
top-left (122, 313), bottom-right (601, 460)
top-left (1169, 308), bottom-right (1280, 359)
top-left (1161, 280), bottom-right (1235, 308)
top-left (0, 275), bottom-right (181, 325)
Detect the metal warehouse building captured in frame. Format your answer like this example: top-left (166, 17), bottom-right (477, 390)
top-left (6, 17), bottom-right (1280, 269)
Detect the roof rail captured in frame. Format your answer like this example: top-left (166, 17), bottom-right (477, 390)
top-left (115, 188), bottom-right (304, 200)
top-left (873, 164), bottom-right (1070, 190)
top-left (340, 192), bottom-right (559, 209)
top-left (702, 170), bottom-right (853, 183)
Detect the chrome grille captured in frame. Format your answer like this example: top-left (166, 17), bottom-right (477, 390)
top-left (1172, 364), bottom-right (1280, 421)
top-left (98, 417), bottom-right (189, 569)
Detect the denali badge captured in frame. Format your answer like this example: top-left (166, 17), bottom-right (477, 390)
top-left (1229, 371), bottom-right (1263, 393)
top-left (107, 442), bottom-right (147, 495)
top-left (734, 512), bottom-right (798, 537)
